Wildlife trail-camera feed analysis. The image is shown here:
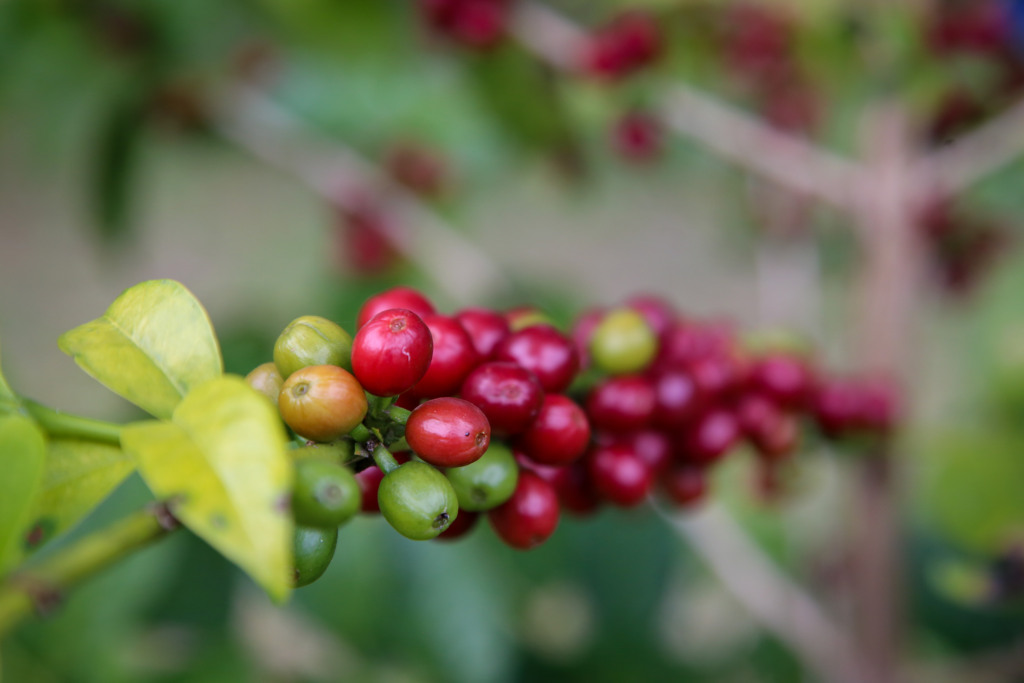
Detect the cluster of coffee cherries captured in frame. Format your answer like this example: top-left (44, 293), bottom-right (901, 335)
top-left (245, 286), bottom-right (900, 587)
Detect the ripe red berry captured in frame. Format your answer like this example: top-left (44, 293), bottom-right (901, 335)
top-left (405, 397), bottom-right (492, 467)
top-left (460, 361), bottom-right (545, 436)
top-left (436, 510), bottom-right (479, 541)
top-left (748, 353), bottom-right (815, 409)
top-left (651, 368), bottom-right (703, 429)
top-left (736, 394), bottom-right (799, 460)
top-left (356, 287), bottom-right (435, 330)
top-left (585, 375), bottom-right (656, 433)
top-left (654, 320), bottom-right (734, 370)
top-left (571, 307), bottom-right (605, 370)
top-left (516, 394), bottom-right (591, 466)
top-left (687, 352), bottom-right (747, 400)
top-left (355, 465), bottom-right (386, 513)
top-left (662, 464), bottom-right (708, 508)
top-left (681, 409), bottom-right (741, 465)
top-left (455, 307), bottom-right (510, 358)
top-left (493, 325), bottom-right (580, 394)
top-left (607, 429), bottom-right (673, 477)
top-left (612, 110), bottom-right (663, 163)
top-left (550, 461), bottom-right (602, 516)
top-left (587, 443), bottom-right (652, 508)
top-left (624, 294), bottom-right (674, 340)
top-left (410, 314), bottom-right (480, 398)
top-left (351, 309), bottom-right (433, 397)
top-left (488, 470), bottom-right (560, 550)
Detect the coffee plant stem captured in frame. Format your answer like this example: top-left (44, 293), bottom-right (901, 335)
top-left (22, 400), bottom-right (122, 446)
top-left (0, 503), bottom-right (178, 639)
top-left (369, 441), bottom-right (400, 475)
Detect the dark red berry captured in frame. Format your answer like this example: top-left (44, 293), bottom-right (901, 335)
top-left (654, 320), bottom-right (734, 370)
top-left (609, 429), bottom-right (673, 477)
top-left (493, 325), bottom-right (580, 394)
top-left (748, 353), bottom-right (814, 409)
top-left (436, 510), bottom-right (479, 541)
top-left (460, 361), bottom-right (544, 436)
top-left (687, 352), bottom-right (746, 400)
top-left (662, 464), bottom-right (708, 508)
top-left (551, 461), bottom-right (602, 516)
top-left (411, 314), bottom-right (480, 398)
top-left (682, 409), bottom-right (741, 465)
top-left (585, 375), bottom-right (656, 433)
top-left (405, 397), bottom-right (491, 468)
top-left (651, 368), bottom-right (703, 430)
top-left (625, 294), bottom-right (674, 340)
top-left (736, 394), bottom-right (799, 460)
top-left (488, 470), bottom-right (560, 550)
top-left (356, 287), bottom-right (435, 330)
top-left (355, 453), bottom-right (410, 513)
top-left (351, 309), bottom-right (433, 397)
top-left (517, 394), bottom-right (591, 466)
top-left (571, 307), bottom-right (605, 370)
top-left (587, 443), bottom-right (652, 508)
top-left (455, 307), bottom-right (510, 358)
top-left (612, 110), bottom-right (663, 163)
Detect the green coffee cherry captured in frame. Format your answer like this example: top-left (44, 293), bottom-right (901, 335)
top-left (245, 362), bottom-right (283, 406)
top-left (445, 441), bottom-right (519, 511)
top-left (292, 525), bottom-right (338, 587)
top-left (274, 315), bottom-right (353, 379)
top-left (378, 461), bottom-right (458, 540)
top-left (292, 459), bottom-right (361, 528)
top-left (590, 308), bottom-right (657, 374)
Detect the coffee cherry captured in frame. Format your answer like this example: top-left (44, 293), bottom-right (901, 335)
top-left (682, 409), bottom-right (741, 465)
top-left (246, 362), bottom-right (283, 406)
top-left (355, 464), bottom-right (385, 513)
top-left (378, 461), bottom-right (459, 540)
top-left (748, 353), bottom-right (815, 409)
top-left (410, 314), bottom-right (480, 398)
top-left (351, 308), bottom-right (433, 397)
top-left (274, 315), bottom-right (353, 379)
top-left (550, 461), bottom-right (601, 516)
top-left (608, 429), bottom-right (672, 477)
top-left (585, 375), bottom-right (656, 433)
top-left (292, 525), bottom-right (338, 587)
top-left (687, 352), bottom-right (747, 400)
top-left (488, 470), bottom-right (560, 550)
top-left (655, 320), bottom-right (733, 370)
top-left (445, 441), bottom-right (519, 511)
top-left (612, 110), bottom-right (663, 163)
top-left (736, 394), bottom-right (799, 460)
top-left (812, 378), bottom-right (862, 438)
top-left (291, 459), bottom-right (361, 528)
top-left (461, 361), bottom-right (544, 436)
top-left (517, 394), bottom-right (591, 466)
top-left (436, 510), bottom-right (480, 541)
top-left (662, 464), bottom-right (707, 508)
top-left (356, 287), bottom-right (435, 330)
top-left (571, 307), bottom-right (605, 370)
top-left (505, 307), bottom-right (556, 332)
top-left (651, 368), bottom-right (703, 429)
top-left (624, 294), bottom-right (674, 340)
top-left (493, 325), bottom-right (579, 393)
top-left (405, 397), bottom-right (491, 467)
top-left (589, 308), bottom-right (658, 375)
top-left (278, 365), bottom-right (368, 443)
top-left (455, 307), bottom-right (510, 358)
top-left (587, 443), bottom-right (652, 508)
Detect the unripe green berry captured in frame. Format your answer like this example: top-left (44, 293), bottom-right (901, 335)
top-left (378, 461), bottom-right (459, 540)
top-left (445, 441), bottom-right (519, 511)
top-left (292, 458), bottom-right (361, 528)
top-left (590, 308), bottom-right (657, 374)
top-left (274, 315), bottom-right (353, 379)
top-left (292, 525), bottom-right (337, 587)
top-left (245, 362), bottom-right (284, 406)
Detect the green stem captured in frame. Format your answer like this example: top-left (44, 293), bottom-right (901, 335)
top-left (385, 405), bottom-right (411, 426)
top-left (0, 504), bottom-right (177, 639)
top-left (368, 394), bottom-right (396, 420)
top-left (22, 400), bottom-right (122, 445)
top-left (349, 423), bottom-right (373, 443)
top-left (370, 442), bottom-right (400, 475)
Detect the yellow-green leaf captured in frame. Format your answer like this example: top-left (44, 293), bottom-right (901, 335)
top-left (122, 376), bottom-right (293, 601)
top-left (22, 439), bottom-right (136, 554)
top-left (58, 280), bottom-right (223, 419)
top-left (0, 337), bottom-right (18, 415)
top-left (0, 414), bottom-right (47, 574)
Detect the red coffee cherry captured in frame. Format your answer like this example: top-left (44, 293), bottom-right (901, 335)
top-left (351, 309), bottom-right (433, 397)
top-left (612, 110), bottom-right (663, 163)
top-left (460, 361), bottom-right (544, 436)
top-left (517, 394), bottom-right (591, 466)
top-left (410, 314), bottom-right (480, 398)
top-left (681, 409), bottom-right (741, 465)
top-left (551, 461), bottom-right (602, 516)
top-left (812, 378), bottom-right (862, 438)
top-left (493, 325), bottom-right (580, 394)
top-left (587, 442), bottom-right (652, 508)
top-left (436, 509), bottom-right (480, 541)
top-left (624, 294), bottom-right (674, 340)
top-left (651, 368), bottom-right (704, 429)
top-left (582, 10), bottom-right (662, 81)
top-left (455, 307), bottom-right (510, 358)
top-left (585, 375), bottom-right (656, 433)
top-left (488, 470), bottom-right (560, 550)
top-left (662, 464), bottom-right (708, 508)
top-left (355, 465), bottom-right (386, 513)
top-left (736, 394), bottom-right (799, 460)
top-left (654, 320), bottom-right (733, 370)
top-left (356, 287), bottom-right (435, 330)
top-left (748, 353), bottom-right (815, 409)
top-left (687, 352), bottom-right (747, 401)
top-left (605, 429), bottom-right (673, 477)
top-left (571, 307), bottom-right (605, 370)
top-left (405, 397), bottom-right (491, 468)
